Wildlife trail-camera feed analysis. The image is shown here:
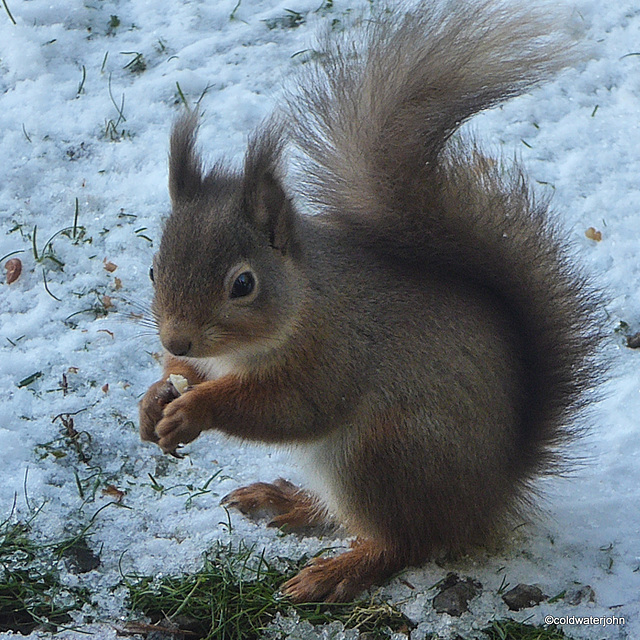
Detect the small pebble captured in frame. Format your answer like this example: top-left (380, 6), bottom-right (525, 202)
top-left (502, 583), bottom-right (546, 611)
top-left (433, 573), bottom-right (482, 616)
top-left (564, 585), bottom-right (596, 606)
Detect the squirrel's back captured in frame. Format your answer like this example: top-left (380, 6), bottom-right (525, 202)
top-left (284, 0), bottom-right (600, 487)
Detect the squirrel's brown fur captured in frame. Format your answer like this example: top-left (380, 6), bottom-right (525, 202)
top-left (139, 0), bottom-right (601, 602)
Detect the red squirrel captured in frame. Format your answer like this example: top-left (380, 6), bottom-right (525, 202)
top-left (139, 0), bottom-right (600, 602)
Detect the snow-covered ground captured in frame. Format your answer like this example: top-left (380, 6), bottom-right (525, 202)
top-left (0, 0), bottom-right (638, 638)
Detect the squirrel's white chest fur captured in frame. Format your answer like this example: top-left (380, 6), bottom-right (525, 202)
top-left (292, 431), bottom-right (353, 527)
top-left (190, 355), bottom-right (238, 380)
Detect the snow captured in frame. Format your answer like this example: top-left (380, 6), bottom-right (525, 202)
top-left (0, 0), bottom-right (638, 638)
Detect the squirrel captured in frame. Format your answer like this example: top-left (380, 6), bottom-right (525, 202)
top-left (139, 0), bottom-right (600, 602)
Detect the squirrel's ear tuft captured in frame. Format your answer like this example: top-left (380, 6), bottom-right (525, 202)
top-left (243, 122), bottom-right (295, 254)
top-left (169, 113), bottom-right (204, 205)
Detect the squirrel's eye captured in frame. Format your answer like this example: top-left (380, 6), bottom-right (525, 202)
top-left (230, 271), bottom-right (255, 299)
top-left (149, 267), bottom-right (154, 283)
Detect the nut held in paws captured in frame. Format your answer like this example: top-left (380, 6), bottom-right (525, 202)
top-left (167, 373), bottom-right (189, 395)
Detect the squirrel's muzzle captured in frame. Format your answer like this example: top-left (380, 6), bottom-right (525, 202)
top-left (159, 320), bottom-right (199, 357)
top-left (163, 336), bottom-right (192, 357)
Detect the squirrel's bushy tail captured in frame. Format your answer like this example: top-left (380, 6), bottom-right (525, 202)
top-left (288, 1), bottom-right (600, 482)
top-left (289, 0), bottom-right (576, 220)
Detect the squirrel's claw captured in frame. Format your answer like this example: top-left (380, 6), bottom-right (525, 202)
top-left (156, 393), bottom-right (202, 455)
top-left (281, 541), bottom-right (399, 603)
top-left (221, 480), bottom-right (297, 514)
top-left (155, 393), bottom-right (204, 454)
top-left (139, 379), bottom-right (179, 444)
top-left (221, 480), bottom-right (329, 531)
top-left (281, 556), bottom-right (364, 603)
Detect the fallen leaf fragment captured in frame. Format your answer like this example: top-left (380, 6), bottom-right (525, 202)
top-left (5, 258), bottom-right (22, 284)
top-left (103, 259), bottom-right (118, 272)
top-left (585, 227), bottom-right (602, 242)
top-left (102, 484), bottom-right (125, 502)
top-left (626, 332), bottom-right (640, 349)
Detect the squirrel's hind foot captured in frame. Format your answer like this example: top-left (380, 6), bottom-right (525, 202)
top-left (281, 539), bottom-right (401, 603)
top-left (221, 479), bottom-right (329, 531)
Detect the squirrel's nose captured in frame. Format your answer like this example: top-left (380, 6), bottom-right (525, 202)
top-left (163, 336), bottom-right (192, 357)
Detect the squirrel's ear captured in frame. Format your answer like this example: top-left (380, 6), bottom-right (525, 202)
top-left (243, 124), bottom-right (294, 254)
top-left (169, 113), bottom-right (204, 205)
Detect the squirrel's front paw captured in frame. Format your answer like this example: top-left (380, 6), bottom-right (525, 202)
top-left (155, 392), bottom-right (205, 454)
top-left (139, 379), bottom-right (180, 443)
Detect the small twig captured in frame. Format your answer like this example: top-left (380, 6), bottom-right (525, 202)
top-left (41, 226), bottom-right (75, 257)
top-left (0, 249), bottom-right (24, 263)
top-left (108, 73), bottom-right (127, 126)
top-left (23, 467), bottom-right (32, 513)
top-left (32, 225), bottom-right (39, 261)
top-left (42, 270), bottom-right (61, 301)
top-left (52, 407), bottom-right (88, 423)
top-left (73, 198), bottom-right (79, 239)
top-left (117, 621), bottom-right (197, 637)
top-left (2, 0), bottom-right (17, 25)
top-left (229, 0), bottom-right (242, 20)
top-left (77, 65), bottom-right (86, 95)
top-left (175, 81), bottom-right (189, 109)
top-left (18, 371), bottom-right (43, 388)
top-left (195, 83), bottom-right (213, 108)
